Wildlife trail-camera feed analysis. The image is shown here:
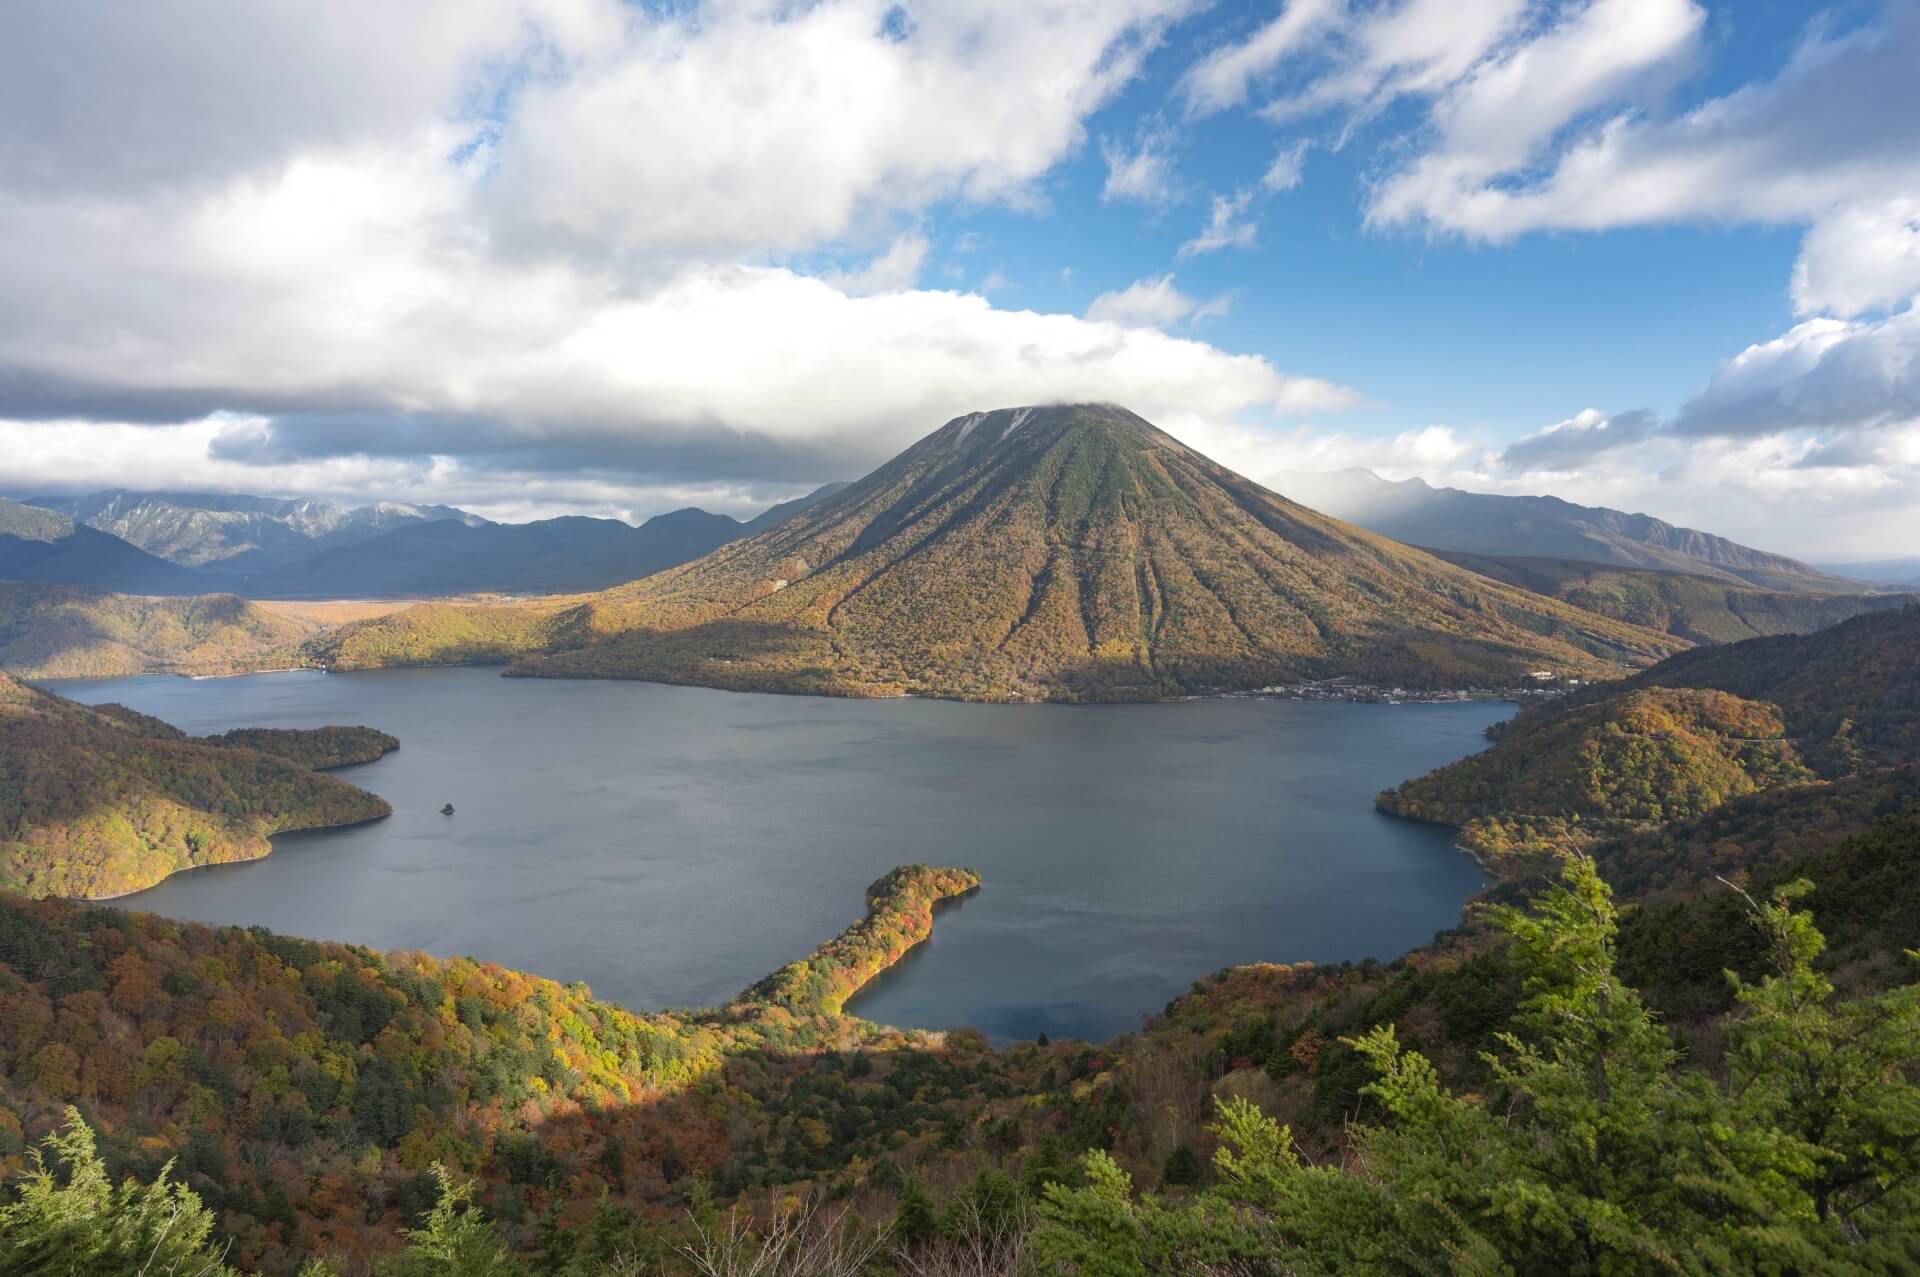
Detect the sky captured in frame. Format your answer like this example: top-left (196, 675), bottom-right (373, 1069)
top-left (2, 0), bottom-right (1918, 559)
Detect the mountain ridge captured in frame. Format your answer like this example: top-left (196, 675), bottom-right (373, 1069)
top-left (330, 402), bottom-right (1697, 698)
top-left (1273, 466), bottom-right (1857, 592)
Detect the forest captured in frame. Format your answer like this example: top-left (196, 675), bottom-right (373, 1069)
top-left (0, 677), bottom-right (393, 898)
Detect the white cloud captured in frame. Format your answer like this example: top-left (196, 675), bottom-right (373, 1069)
top-left (1366, 0), bottom-right (1707, 235)
top-left (1791, 199), bottom-right (1920, 319)
top-left (1261, 140), bottom-right (1311, 192)
top-left (1365, 4), bottom-right (1917, 241)
top-left (1498, 407), bottom-right (1658, 471)
top-left (1180, 0), bottom-right (1343, 117)
top-left (486, 0), bottom-right (1194, 262)
top-left (1101, 127), bottom-right (1183, 205)
top-left (823, 233), bottom-right (931, 296)
top-left (1674, 303), bottom-right (1920, 439)
top-left (1178, 190), bottom-right (1258, 258)
top-left (1083, 274), bottom-right (1238, 330)
top-left (3, 0), bottom-right (1385, 506)
top-left (1085, 275), bottom-right (1200, 327)
top-left (1263, 0), bottom-right (1533, 128)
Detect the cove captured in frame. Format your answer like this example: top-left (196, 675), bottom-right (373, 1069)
top-left (50, 667), bottom-right (1504, 1043)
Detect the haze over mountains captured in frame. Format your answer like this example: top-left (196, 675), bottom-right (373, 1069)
top-left (4, 483), bottom-right (849, 598)
top-left (1273, 467), bottom-right (1859, 593)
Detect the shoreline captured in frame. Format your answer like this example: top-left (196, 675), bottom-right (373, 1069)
top-left (77, 807), bottom-right (393, 903)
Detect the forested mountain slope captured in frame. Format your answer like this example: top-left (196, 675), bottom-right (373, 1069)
top-left (1379, 604), bottom-right (1920, 860)
top-left (0, 677), bottom-right (391, 898)
top-left (1429, 549), bottom-right (1911, 643)
top-left (0, 582), bottom-right (317, 678)
top-left (326, 405), bottom-right (1686, 699)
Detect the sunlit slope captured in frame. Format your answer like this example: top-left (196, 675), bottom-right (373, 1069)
top-left (504, 404), bottom-right (1684, 699)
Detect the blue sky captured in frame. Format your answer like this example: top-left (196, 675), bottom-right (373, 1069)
top-left (1, 0), bottom-right (1917, 557)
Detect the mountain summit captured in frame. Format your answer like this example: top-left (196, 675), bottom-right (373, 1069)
top-left (472, 404), bottom-right (1682, 699)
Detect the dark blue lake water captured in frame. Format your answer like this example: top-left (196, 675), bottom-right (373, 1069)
top-left (51, 668), bottom-right (1502, 1042)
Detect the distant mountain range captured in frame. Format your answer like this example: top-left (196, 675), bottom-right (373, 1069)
top-left (0, 496), bottom-right (204, 595)
top-left (30, 489), bottom-right (484, 571)
top-left (1812, 556), bottom-right (1920, 589)
top-left (2, 483), bottom-right (849, 598)
top-left (322, 404), bottom-right (1688, 697)
top-left (1271, 468), bottom-right (1859, 594)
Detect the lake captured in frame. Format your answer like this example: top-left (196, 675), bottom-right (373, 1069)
top-left (50, 668), bottom-right (1504, 1042)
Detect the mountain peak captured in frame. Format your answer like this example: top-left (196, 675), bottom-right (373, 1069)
top-left (483, 404), bottom-right (1683, 699)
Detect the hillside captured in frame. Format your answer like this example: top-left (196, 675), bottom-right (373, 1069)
top-left (32, 490), bottom-right (483, 571)
top-left (1273, 467), bottom-right (1856, 592)
top-left (0, 676), bottom-right (392, 898)
top-left (1379, 604), bottom-right (1920, 864)
top-left (0, 581), bottom-right (317, 678)
top-left (323, 405), bottom-right (1684, 699)
top-left (0, 865), bottom-right (982, 1273)
top-left (1377, 686), bottom-right (1813, 862)
top-left (1428, 549), bottom-right (1912, 642)
top-left (1611, 602), bottom-right (1920, 767)
top-left (0, 497), bottom-right (205, 595)
top-left (196, 725), bottom-right (399, 769)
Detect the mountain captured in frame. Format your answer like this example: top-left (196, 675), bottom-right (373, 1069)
top-left (317, 404), bottom-right (1687, 698)
top-left (0, 496), bottom-right (207, 594)
top-left (1425, 549), bottom-right (1914, 643)
top-left (231, 483), bottom-right (855, 598)
top-left (0, 675), bottom-right (391, 898)
top-left (1272, 467), bottom-right (1858, 593)
top-left (251, 507), bottom-right (743, 597)
top-left (0, 581), bottom-right (318, 677)
top-left (1814, 555), bottom-right (1920, 588)
top-left (741, 480), bottom-right (851, 533)
top-left (30, 490), bottom-right (485, 571)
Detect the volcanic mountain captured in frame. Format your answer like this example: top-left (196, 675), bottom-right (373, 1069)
top-left (403, 403), bottom-right (1682, 700)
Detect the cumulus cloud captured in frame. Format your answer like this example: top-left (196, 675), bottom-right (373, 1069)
top-left (1499, 407), bottom-right (1659, 471)
top-left (481, 0), bottom-right (1196, 262)
top-left (1178, 190), bottom-right (1258, 258)
top-left (1791, 199), bottom-right (1920, 319)
top-left (1674, 304), bottom-right (1920, 439)
top-left (0, 0), bottom-right (1388, 516)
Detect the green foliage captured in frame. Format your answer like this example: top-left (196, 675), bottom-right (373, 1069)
top-left (1380, 686), bottom-right (1815, 861)
top-left (195, 726), bottom-right (399, 770)
top-left (375, 1166), bottom-right (522, 1277)
top-left (742, 865), bottom-right (979, 1015)
top-left (0, 1107), bottom-right (240, 1276)
top-left (1032, 855), bottom-right (1920, 1274)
